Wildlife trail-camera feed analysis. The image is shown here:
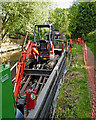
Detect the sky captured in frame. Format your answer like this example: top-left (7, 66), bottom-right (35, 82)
top-left (53, 0), bottom-right (75, 8)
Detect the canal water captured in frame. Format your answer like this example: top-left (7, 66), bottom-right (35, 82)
top-left (1, 50), bottom-right (22, 68)
top-left (1, 33), bottom-right (26, 68)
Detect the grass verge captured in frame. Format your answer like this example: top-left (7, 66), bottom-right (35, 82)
top-left (55, 43), bottom-right (91, 119)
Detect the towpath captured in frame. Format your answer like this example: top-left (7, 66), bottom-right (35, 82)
top-left (85, 46), bottom-right (96, 118)
top-left (0, 43), bottom-right (21, 53)
top-left (87, 47), bottom-right (96, 70)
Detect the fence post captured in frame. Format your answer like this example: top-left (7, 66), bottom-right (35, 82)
top-left (69, 39), bottom-right (72, 44)
top-left (61, 41), bottom-right (64, 53)
top-left (66, 42), bottom-right (68, 52)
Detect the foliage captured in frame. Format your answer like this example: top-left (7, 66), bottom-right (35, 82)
top-left (68, 3), bottom-right (79, 38)
top-left (85, 30), bottom-right (96, 42)
top-left (2, 2), bottom-right (52, 40)
top-left (53, 8), bottom-right (66, 32)
top-left (48, 8), bottom-right (70, 36)
top-left (68, 2), bottom-right (96, 38)
top-left (86, 42), bottom-right (96, 59)
top-left (84, 30), bottom-right (96, 59)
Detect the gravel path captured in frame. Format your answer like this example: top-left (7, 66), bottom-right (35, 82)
top-left (87, 47), bottom-right (96, 70)
top-left (85, 46), bottom-right (96, 118)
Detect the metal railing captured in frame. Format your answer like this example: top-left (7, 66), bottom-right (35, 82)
top-left (11, 62), bottom-right (18, 82)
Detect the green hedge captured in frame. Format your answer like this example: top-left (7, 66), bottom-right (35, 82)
top-left (86, 42), bottom-right (96, 59)
top-left (85, 30), bottom-right (96, 59)
top-left (85, 30), bottom-right (96, 42)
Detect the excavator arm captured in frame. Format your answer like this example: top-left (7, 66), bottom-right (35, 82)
top-left (14, 41), bottom-right (39, 101)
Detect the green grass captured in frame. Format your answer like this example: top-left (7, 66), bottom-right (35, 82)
top-left (56, 44), bottom-right (91, 119)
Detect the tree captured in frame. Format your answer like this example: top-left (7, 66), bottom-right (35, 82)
top-left (68, 3), bottom-right (80, 38)
top-left (68, 2), bottom-right (96, 38)
top-left (48, 8), bottom-right (65, 32)
top-left (1, 1), bottom-right (52, 40)
top-left (48, 8), bottom-right (70, 37)
top-left (77, 2), bottom-right (96, 36)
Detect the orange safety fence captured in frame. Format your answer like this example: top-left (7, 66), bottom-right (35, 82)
top-left (83, 43), bottom-right (96, 118)
top-left (69, 37), bottom-right (85, 45)
top-left (69, 37), bottom-right (96, 118)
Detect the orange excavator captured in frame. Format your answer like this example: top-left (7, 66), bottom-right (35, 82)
top-left (14, 41), bottom-right (39, 101)
top-left (34, 25), bottom-right (54, 61)
top-left (14, 24), bottom-right (54, 101)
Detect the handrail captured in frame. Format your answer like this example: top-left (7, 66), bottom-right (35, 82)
top-left (11, 62), bottom-right (18, 72)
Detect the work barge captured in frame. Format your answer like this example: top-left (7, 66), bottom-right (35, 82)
top-left (1, 25), bottom-right (72, 119)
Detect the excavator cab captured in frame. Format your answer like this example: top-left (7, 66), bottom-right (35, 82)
top-left (34, 25), bottom-right (54, 61)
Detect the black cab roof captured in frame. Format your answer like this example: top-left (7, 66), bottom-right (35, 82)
top-left (35, 24), bottom-right (52, 28)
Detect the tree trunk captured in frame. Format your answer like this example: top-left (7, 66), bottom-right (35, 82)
top-left (22, 32), bottom-right (28, 51)
top-left (2, 29), bottom-right (8, 41)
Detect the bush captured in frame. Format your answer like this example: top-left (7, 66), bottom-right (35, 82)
top-left (85, 30), bottom-right (96, 42)
top-left (86, 42), bottom-right (96, 59)
top-left (85, 30), bottom-right (96, 59)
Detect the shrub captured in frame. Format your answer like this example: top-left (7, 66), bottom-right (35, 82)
top-left (85, 30), bottom-right (96, 42)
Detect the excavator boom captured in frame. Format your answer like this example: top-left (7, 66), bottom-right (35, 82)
top-left (14, 41), bottom-right (39, 101)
